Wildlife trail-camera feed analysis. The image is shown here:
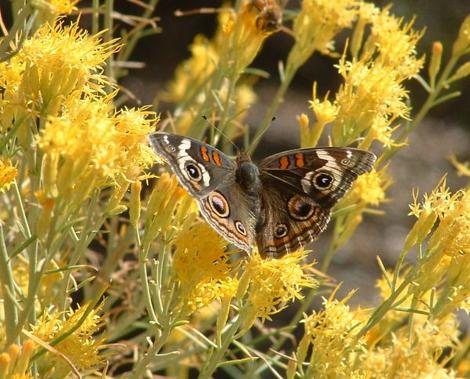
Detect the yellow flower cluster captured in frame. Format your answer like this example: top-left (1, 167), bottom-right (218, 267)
top-left (173, 222), bottom-right (237, 310)
top-left (303, 5), bottom-right (423, 149)
top-left (0, 20), bottom-right (157, 229)
top-left (296, 291), bottom-right (367, 378)
top-left (291, 0), bottom-right (358, 63)
top-left (162, 2), bottom-right (267, 136)
top-left (0, 160), bottom-right (17, 193)
top-left (0, 22), bottom-right (118, 134)
top-left (406, 182), bottom-right (470, 315)
top-left (36, 0), bottom-right (79, 15)
top-left (238, 250), bottom-right (317, 330)
top-left (143, 173), bottom-right (198, 246)
top-left (32, 304), bottom-right (105, 377)
top-left (294, 290), bottom-right (462, 378)
top-left (364, 316), bottom-right (459, 378)
top-left (348, 168), bottom-right (391, 207)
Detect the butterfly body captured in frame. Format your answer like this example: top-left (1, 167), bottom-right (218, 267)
top-left (149, 132), bottom-right (376, 258)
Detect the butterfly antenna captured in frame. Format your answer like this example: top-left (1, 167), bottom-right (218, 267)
top-left (202, 115), bottom-right (240, 155)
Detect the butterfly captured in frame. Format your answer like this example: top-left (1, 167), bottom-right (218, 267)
top-left (149, 132), bottom-right (376, 258)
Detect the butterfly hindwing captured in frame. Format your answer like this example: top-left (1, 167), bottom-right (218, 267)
top-left (198, 184), bottom-right (257, 252)
top-left (256, 179), bottom-right (331, 258)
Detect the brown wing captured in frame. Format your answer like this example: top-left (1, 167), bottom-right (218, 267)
top-left (259, 147), bottom-right (376, 209)
top-left (256, 179), bottom-right (330, 258)
top-left (198, 183), bottom-right (257, 253)
top-left (256, 147), bottom-right (376, 258)
top-left (149, 132), bottom-right (256, 251)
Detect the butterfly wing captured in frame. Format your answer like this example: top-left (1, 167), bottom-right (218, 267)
top-left (149, 132), bottom-right (256, 252)
top-left (197, 183), bottom-right (257, 252)
top-left (149, 132), bottom-right (237, 196)
top-left (256, 147), bottom-right (376, 257)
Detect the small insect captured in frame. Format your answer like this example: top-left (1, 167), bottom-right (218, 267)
top-left (248, 0), bottom-right (283, 33)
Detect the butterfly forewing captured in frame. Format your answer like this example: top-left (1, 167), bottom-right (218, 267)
top-left (259, 147), bottom-right (376, 209)
top-left (148, 132), bottom-right (236, 196)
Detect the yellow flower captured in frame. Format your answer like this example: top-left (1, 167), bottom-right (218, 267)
top-left (404, 181), bottom-right (470, 315)
top-left (162, 35), bottom-right (219, 105)
top-left (309, 91), bottom-right (338, 127)
top-left (32, 304), bottom-right (105, 376)
top-left (218, 1), bottom-right (273, 75)
top-left (452, 14), bottom-right (470, 56)
top-left (0, 160), bottom-right (17, 192)
top-left (32, 0), bottom-right (79, 17)
top-left (143, 173), bottom-right (199, 245)
top-left (363, 315), bottom-right (459, 378)
top-left (241, 250), bottom-right (317, 325)
top-left (173, 222), bottom-right (235, 311)
top-left (0, 21), bottom-right (118, 130)
top-left (36, 97), bottom-right (157, 205)
top-left (296, 291), bottom-right (368, 378)
top-left (303, 84), bottom-right (339, 147)
top-left (449, 155), bottom-right (470, 177)
top-left (0, 341), bottom-right (35, 379)
top-left (317, 5), bottom-right (424, 147)
top-left (364, 7), bottom-right (424, 80)
top-left (333, 55), bottom-right (412, 146)
top-left (348, 168), bottom-right (391, 207)
top-left (291, 0), bottom-right (359, 62)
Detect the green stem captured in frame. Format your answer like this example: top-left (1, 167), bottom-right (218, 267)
top-left (320, 216), bottom-right (342, 272)
top-left (92, 0), bottom-right (100, 35)
top-left (0, 224), bottom-right (19, 345)
top-left (129, 326), bottom-right (172, 379)
top-left (12, 179), bottom-right (40, 329)
top-left (104, 0), bottom-right (114, 86)
top-left (138, 240), bottom-right (160, 326)
top-left (198, 316), bottom-right (242, 379)
top-left (355, 273), bottom-right (415, 340)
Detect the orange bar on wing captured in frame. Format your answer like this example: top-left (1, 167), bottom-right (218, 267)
top-left (212, 151), bottom-right (222, 166)
top-left (295, 153), bottom-right (305, 168)
top-left (200, 146), bottom-right (210, 161)
top-left (279, 156), bottom-right (290, 169)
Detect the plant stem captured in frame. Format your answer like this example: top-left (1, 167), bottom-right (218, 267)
top-left (198, 316), bottom-right (242, 379)
top-left (91, 0), bottom-right (100, 35)
top-left (0, 224), bottom-right (19, 345)
top-left (104, 0), bottom-right (114, 87)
